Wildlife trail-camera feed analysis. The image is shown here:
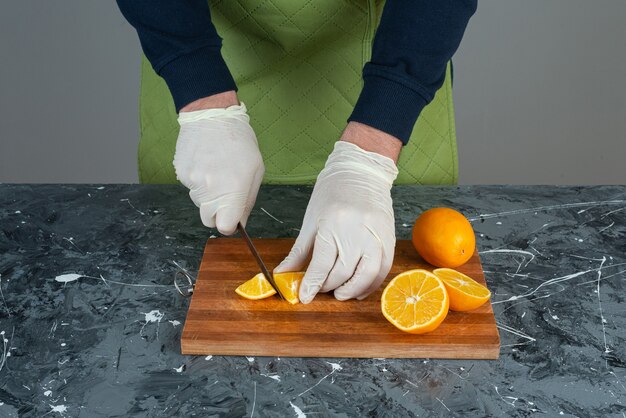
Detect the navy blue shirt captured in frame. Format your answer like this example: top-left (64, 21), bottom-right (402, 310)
top-left (117, 0), bottom-right (476, 144)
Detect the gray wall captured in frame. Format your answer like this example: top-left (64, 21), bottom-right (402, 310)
top-left (0, 0), bottom-right (140, 183)
top-left (454, 0), bottom-right (626, 184)
top-left (1, 1), bottom-right (625, 184)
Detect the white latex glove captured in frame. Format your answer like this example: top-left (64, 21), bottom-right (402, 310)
top-left (275, 141), bottom-right (398, 303)
top-left (173, 103), bottom-right (264, 235)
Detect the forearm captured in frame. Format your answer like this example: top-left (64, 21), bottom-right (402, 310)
top-left (349, 0), bottom-right (477, 145)
top-left (340, 122), bottom-right (402, 163)
top-left (116, 0), bottom-right (237, 111)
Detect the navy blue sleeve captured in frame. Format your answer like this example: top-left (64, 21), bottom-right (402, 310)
top-left (349, 0), bottom-right (477, 144)
top-left (116, 0), bottom-right (237, 111)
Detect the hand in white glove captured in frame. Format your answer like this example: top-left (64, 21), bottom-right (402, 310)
top-left (173, 103), bottom-right (264, 235)
top-left (275, 141), bottom-right (398, 303)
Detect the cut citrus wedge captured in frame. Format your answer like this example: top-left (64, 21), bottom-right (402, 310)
top-left (381, 269), bottom-right (449, 334)
top-left (234, 271), bottom-right (305, 304)
top-left (433, 268), bottom-right (491, 311)
top-left (274, 271), bottom-right (305, 305)
top-left (235, 273), bottom-right (276, 300)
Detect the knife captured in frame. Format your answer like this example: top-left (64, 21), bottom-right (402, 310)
top-left (237, 223), bottom-right (285, 300)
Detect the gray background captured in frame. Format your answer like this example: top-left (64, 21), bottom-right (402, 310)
top-left (1, 0), bottom-right (625, 184)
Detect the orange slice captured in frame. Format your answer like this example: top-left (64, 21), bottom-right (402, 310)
top-left (433, 268), bottom-right (491, 311)
top-left (381, 269), bottom-right (449, 334)
top-left (274, 271), bottom-right (305, 305)
top-left (235, 273), bottom-right (276, 300)
top-left (234, 271), bottom-right (305, 304)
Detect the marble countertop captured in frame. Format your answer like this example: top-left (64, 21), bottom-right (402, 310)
top-left (0, 184), bottom-right (624, 417)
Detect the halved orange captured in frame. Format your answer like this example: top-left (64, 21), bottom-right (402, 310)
top-left (433, 268), bottom-right (491, 311)
top-left (234, 271), bottom-right (305, 304)
top-left (381, 269), bottom-right (449, 334)
top-left (235, 273), bottom-right (276, 300)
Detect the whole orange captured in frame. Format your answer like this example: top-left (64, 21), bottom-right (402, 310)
top-left (411, 208), bottom-right (475, 268)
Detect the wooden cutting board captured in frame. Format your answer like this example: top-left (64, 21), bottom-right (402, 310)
top-left (181, 238), bottom-right (500, 359)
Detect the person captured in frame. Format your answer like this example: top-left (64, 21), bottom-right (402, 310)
top-left (116, 0), bottom-right (476, 304)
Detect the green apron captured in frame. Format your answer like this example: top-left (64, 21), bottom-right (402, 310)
top-left (138, 0), bottom-right (458, 185)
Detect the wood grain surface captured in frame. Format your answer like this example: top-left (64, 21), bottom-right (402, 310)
top-left (181, 238), bottom-right (500, 359)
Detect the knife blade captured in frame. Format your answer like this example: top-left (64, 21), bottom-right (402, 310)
top-left (237, 223), bottom-right (285, 300)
